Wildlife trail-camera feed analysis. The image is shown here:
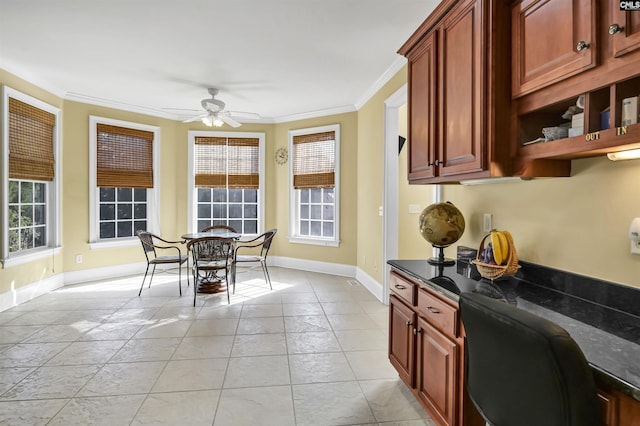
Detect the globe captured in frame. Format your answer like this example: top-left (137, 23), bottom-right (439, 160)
top-left (419, 202), bottom-right (465, 265)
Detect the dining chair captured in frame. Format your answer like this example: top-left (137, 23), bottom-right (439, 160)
top-left (136, 231), bottom-right (189, 296)
top-left (187, 236), bottom-right (235, 305)
top-left (459, 292), bottom-right (600, 426)
top-left (200, 225), bottom-right (237, 233)
top-left (231, 228), bottom-right (277, 293)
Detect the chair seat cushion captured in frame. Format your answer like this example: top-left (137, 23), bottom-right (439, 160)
top-left (151, 255), bottom-right (187, 264)
top-left (235, 255), bottom-right (263, 262)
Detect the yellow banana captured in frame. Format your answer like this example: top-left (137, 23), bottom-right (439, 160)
top-left (490, 230), bottom-right (509, 265)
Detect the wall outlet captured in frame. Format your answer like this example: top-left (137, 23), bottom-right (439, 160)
top-left (483, 213), bottom-right (493, 232)
top-left (408, 204), bottom-right (421, 214)
top-left (75, 254), bottom-right (83, 264)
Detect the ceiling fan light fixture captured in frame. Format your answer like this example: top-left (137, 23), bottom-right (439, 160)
top-left (212, 117), bottom-right (224, 127)
top-left (201, 115), bottom-right (213, 127)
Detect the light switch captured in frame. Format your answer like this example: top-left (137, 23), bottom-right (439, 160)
top-left (409, 204), bottom-right (421, 214)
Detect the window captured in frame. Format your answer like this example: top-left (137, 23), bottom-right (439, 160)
top-left (188, 132), bottom-right (265, 235)
top-left (288, 125), bottom-right (340, 246)
top-left (2, 86), bottom-right (61, 266)
top-left (89, 117), bottom-right (159, 247)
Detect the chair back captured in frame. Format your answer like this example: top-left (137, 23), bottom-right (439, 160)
top-left (459, 292), bottom-right (600, 426)
top-left (137, 231), bottom-right (155, 259)
top-left (260, 228), bottom-right (277, 257)
top-left (187, 236), bottom-right (234, 269)
top-left (201, 225), bottom-right (237, 233)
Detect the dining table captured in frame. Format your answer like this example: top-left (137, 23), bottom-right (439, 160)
top-left (181, 230), bottom-right (241, 294)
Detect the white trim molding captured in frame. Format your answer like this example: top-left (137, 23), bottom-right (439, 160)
top-left (0, 273), bottom-right (64, 312)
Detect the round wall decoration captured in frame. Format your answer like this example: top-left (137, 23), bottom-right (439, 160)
top-left (275, 147), bottom-right (288, 165)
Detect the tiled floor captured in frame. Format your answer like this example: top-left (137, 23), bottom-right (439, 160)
top-left (0, 266), bottom-right (435, 425)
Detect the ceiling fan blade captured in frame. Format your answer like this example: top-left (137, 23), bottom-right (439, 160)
top-left (182, 113), bottom-right (208, 123)
top-left (220, 115), bottom-right (241, 128)
top-left (228, 111), bottom-right (261, 119)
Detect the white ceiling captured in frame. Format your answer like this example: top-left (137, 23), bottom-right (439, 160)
top-left (0, 0), bottom-right (439, 123)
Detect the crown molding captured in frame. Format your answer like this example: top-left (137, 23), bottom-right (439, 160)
top-left (354, 55), bottom-right (407, 110)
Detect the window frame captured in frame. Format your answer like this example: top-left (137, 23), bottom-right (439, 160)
top-left (288, 124), bottom-right (340, 247)
top-left (89, 116), bottom-right (160, 249)
top-left (187, 131), bottom-right (265, 235)
top-left (1, 86), bottom-right (62, 267)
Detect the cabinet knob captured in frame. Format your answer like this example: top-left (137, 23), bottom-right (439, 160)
top-left (413, 328), bottom-right (422, 335)
top-left (609, 24), bottom-right (623, 35)
top-left (427, 161), bottom-right (434, 167)
top-left (406, 321), bottom-right (413, 327)
top-left (576, 41), bottom-right (590, 51)
top-left (434, 159), bottom-right (441, 166)
top-left (394, 284), bottom-right (406, 290)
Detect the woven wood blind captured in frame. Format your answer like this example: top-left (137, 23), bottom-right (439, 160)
top-left (8, 98), bottom-right (56, 181)
top-left (293, 130), bottom-right (335, 189)
top-left (194, 137), bottom-right (259, 189)
top-left (96, 123), bottom-right (154, 188)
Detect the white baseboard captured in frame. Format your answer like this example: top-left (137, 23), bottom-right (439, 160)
top-left (63, 261), bottom-right (148, 285)
top-left (270, 256), bottom-right (357, 277)
top-left (355, 267), bottom-right (384, 303)
top-left (1, 258), bottom-right (387, 311)
top-left (0, 273), bottom-right (64, 312)
top-left (270, 256), bottom-right (384, 303)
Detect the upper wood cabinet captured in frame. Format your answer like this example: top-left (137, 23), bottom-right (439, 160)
top-left (610, 5), bottom-right (640, 57)
top-left (512, 0), bottom-right (597, 98)
top-left (399, 0), bottom-right (512, 183)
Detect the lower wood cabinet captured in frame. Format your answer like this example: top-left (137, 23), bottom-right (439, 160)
top-left (416, 316), bottom-right (459, 426)
top-left (389, 269), bottom-right (640, 426)
top-left (388, 271), bottom-right (483, 426)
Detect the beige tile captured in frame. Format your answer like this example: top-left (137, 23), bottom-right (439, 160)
top-left (289, 352), bottom-right (355, 384)
top-left (292, 381), bottom-right (375, 426)
top-left (132, 390), bottom-right (220, 426)
top-left (231, 333), bottom-right (287, 356)
top-left (48, 394), bottom-right (146, 426)
top-left (153, 358), bottom-right (228, 392)
top-left (214, 386), bottom-right (295, 426)
top-left (223, 355), bottom-right (290, 388)
top-left (286, 332), bottom-right (342, 354)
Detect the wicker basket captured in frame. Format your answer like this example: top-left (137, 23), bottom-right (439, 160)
top-left (471, 232), bottom-right (520, 280)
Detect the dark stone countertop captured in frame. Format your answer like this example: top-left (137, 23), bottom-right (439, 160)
top-left (388, 256), bottom-right (640, 401)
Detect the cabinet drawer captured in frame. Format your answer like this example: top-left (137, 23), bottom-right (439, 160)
top-left (390, 273), bottom-right (416, 306)
top-left (417, 288), bottom-right (458, 337)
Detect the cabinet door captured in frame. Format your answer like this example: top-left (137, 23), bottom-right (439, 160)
top-left (407, 31), bottom-right (437, 181)
top-left (438, 0), bottom-right (484, 177)
top-left (389, 295), bottom-right (416, 387)
top-left (416, 317), bottom-right (458, 426)
top-left (512, 0), bottom-right (596, 97)
top-left (610, 7), bottom-right (640, 57)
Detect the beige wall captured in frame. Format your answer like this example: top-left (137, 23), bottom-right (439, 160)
top-left (442, 156), bottom-right (640, 288)
top-left (397, 103), bottom-right (434, 259)
top-left (2, 63), bottom-right (640, 299)
top-left (356, 66), bottom-right (409, 284)
top-left (0, 69), bottom-right (357, 297)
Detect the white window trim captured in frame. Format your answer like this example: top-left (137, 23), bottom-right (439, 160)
top-left (288, 124), bottom-right (340, 247)
top-left (1, 86), bottom-right (62, 267)
top-left (88, 116), bottom-right (160, 249)
top-left (187, 131), bottom-right (266, 236)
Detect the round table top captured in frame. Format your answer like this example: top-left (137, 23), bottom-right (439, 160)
top-left (181, 231), bottom-right (241, 240)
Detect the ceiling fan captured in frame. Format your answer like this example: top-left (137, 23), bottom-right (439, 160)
top-left (182, 88), bottom-right (260, 128)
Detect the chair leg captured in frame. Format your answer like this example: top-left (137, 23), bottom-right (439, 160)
top-left (225, 269), bottom-right (231, 304)
top-left (139, 264), bottom-right (151, 296)
top-left (232, 263), bottom-right (237, 294)
top-left (261, 261), bottom-right (273, 290)
top-left (178, 261), bottom-right (182, 296)
top-left (149, 264), bottom-right (157, 288)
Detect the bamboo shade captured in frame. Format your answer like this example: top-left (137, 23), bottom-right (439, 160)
top-left (293, 131), bottom-right (335, 189)
top-left (8, 98), bottom-right (56, 181)
top-left (194, 137), bottom-right (259, 189)
top-left (96, 123), bottom-right (154, 188)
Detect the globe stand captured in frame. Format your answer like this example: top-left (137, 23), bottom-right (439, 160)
top-left (427, 246), bottom-right (455, 266)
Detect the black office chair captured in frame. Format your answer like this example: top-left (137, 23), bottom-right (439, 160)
top-left (459, 292), bottom-right (600, 426)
